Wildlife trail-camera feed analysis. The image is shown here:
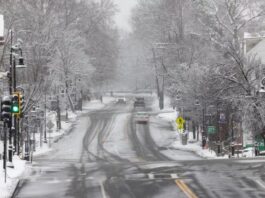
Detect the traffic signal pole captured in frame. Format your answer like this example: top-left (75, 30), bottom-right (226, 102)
top-left (16, 118), bottom-right (19, 153)
top-left (1, 95), bottom-right (13, 169)
top-left (8, 30), bottom-right (13, 164)
top-left (13, 57), bottom-right (18, 154)
top-left (3, 122), bottom-right (7, 182)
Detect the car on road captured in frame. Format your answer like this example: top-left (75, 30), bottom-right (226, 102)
top-left (134, 97), bottom-right (145, 108)
top-left (134, 112), bottom-right (149, 124)
top-left (116, 97), bottom-right (126, 104)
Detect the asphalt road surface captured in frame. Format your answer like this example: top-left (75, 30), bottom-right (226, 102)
top-left (13, 98), bottom-right (265, 198)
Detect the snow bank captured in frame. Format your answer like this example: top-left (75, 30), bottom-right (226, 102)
top-left (171, 138), bottom-right (217, 159)
top-left (151, 95), bottom-right (179, 131)
top-left (157, 111), bottom-right (177, 122)
top-left (102, 96), bottom-right (116, 104)
top-left (151, 95), bottom-right (174, 112)
top-left (0, 156), bottom-right (26, 198)
top-left (171, 132), bottom-right (230, 159)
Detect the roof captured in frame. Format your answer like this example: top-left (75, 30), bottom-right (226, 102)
top-left (247, 38), bottom-right (265, 64)
top-left (244, 32), bottom-right (265, 39)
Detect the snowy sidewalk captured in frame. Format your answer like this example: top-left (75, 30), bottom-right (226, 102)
top-left (150, 113), bottom-right (220, 159)
top-left (0, 156), bottom-right (26, 198)
top-left (170, 133), bottom-right (219, 159)
top-left (150, 96), bottom-right (223, 160)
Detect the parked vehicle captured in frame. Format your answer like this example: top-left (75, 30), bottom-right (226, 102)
top-left (242, 147), bottom-right (255, 157)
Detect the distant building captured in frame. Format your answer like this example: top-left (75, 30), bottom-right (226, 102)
top-left (244, 32), bottom-right (265, 56)
top-left (244, 32), bottom-right (265, 89)
top-left (243, 32), bottom-right (265, 150)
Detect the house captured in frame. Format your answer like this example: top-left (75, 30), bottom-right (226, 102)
top-left (243, 32), bottom-right (265, 151)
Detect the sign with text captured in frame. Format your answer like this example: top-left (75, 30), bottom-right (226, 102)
top-left (207, 126), bottom-right (216, 134)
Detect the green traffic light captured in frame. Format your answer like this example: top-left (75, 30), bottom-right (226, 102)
top-left (11, 105), bottom-right (19, 113)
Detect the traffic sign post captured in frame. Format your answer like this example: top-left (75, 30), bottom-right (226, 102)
top-left (46, 120), bottom-right (54, 147)
top-left (47, 120), bottom-right (54, 130)
top-left (176, 116), bottom-right (185, 132)
top-left (207, 126), bottom-right (216, 134)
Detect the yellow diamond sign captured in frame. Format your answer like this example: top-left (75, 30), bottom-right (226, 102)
top-left (176, 116), bottom-right (185, 130)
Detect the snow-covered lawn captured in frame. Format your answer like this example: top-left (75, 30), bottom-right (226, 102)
top-left (0, 97), bottom-right (115, 198)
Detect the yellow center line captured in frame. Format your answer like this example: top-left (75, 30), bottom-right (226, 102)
top-left (175, 179), bottom-right (198, 198)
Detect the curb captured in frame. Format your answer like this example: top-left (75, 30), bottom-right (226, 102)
top-left (10, 179), bottom-right (20, 198)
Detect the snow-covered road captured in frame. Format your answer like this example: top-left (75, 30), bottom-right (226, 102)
top-left (11, 96), bottom-right (265, 198)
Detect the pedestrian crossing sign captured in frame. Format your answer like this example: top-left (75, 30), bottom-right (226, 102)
top-left (176, 116), bottom-right (185, 130)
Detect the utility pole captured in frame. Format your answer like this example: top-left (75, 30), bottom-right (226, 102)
top-left (160, 75), bottom-right (164, 110)
top-left (80, 90), bottom-right (83, 111)
top-left (56, 95), bottom-right (61, 130)
top-left (24, 116), bottom-right (29, 161)
top-left (8, 29), bottom-right (26, 159)
top-left (44, 93), bottom-right (47, 143)
top-left (202, 105), bottom-right (206, 148)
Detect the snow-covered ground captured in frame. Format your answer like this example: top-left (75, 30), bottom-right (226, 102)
top-left (0, 97), bottom-right (115, 198)
top-left (0, 156), bottom-right (26, 198)
top-left (171, 133), bottom-right (220, 159)
top-left (149, 117), bottom-right (201, 161)
top-left (150, 95), bottom-right (225, 160)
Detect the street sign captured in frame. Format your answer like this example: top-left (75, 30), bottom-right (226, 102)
top-left (207, 126), bottom-right (216, 134)
top-left (176, 116), bottom-right (185, 130)
top-left (47, 120), bottom-right (54, 130)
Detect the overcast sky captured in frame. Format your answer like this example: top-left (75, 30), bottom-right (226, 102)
top-left (114, 0), bottom-right (137, 32)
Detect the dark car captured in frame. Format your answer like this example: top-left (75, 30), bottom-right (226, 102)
top-left (135, 97), bottom-right (144, 102)
top-left (134, 97), bottom-right (145, 108)
top-left (116, 97), bottom-right (126, 104)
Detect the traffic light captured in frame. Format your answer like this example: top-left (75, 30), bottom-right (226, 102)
top-left (11, 92), bottom-right (20, 115)
top-left (1, 95), bottom-right (11, 121)
top-left (19, 94), bottom-right (25, 117)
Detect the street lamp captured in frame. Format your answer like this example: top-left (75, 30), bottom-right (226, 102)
top-left (9, 30), bottom-right (27, 159)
